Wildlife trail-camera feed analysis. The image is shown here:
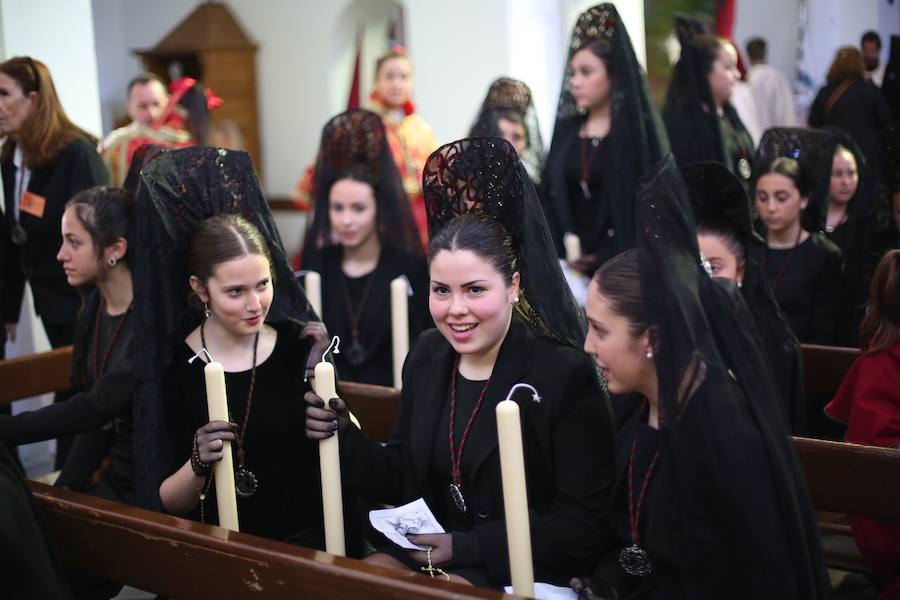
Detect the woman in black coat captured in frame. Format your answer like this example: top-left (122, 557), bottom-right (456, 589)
top-left (0, 56), bottom-right (108, 352)
top-left (307, 138), bottom-right (616, 588)
top-left (808, 46), bottom-right (892, 171)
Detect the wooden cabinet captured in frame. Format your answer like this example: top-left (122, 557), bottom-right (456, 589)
top-left (134, 2), bottom-right (261, 173)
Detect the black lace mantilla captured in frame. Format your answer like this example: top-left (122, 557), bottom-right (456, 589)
top-left (319, 109), bottom-right (387, 183)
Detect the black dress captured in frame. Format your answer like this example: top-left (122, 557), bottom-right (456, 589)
top-left (0, 289), bottom-right (134, 503)
top-left (162, 321), bottom-right (357, 549)
top-left (302, 244), bottom-right (430, 386)
top-left (764, 232), bottom-right (843, 345)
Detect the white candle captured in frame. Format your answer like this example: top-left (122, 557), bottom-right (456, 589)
top-left (305, 271), bottom-right (322, 318)
top-left (204, 361), bottom-right (240, 532)
top-left (564, 232), bottom-right (582, 263)
top-left (496, 399), bottom-right (534, 597)
top-left (314, 360), bottom-right (346, 556)
top-left (390, 276), bottom-right (409, 389)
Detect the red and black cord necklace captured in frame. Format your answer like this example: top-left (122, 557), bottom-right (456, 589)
top-left (618, 435), bottom-right (661, 576)
top-left (93, 300), bottom-right (133, 380)
top-left (448, 355), bottom-right (491, 513)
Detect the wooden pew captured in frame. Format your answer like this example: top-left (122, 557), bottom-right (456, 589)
top-left (0, 344), bottom-right (73, 406)
top-left (799, 344), bottom-right (860, 400)
top-left (30, 481), bottom-right (516, 599)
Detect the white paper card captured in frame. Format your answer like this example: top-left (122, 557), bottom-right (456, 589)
top-left (369, 498), bottom-right (445, 551)
top-left (504, 582), bottom-right (578, 599)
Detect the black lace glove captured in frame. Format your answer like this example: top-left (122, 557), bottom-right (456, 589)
top-left (570, 576), bottom-right (619, 600)
top-left (300, 321), bottom-right (330, 381)
top-left (304, 392), bottom-right (350, 440)
top-left (406, 533), bottom-right (453, 567)
top-left (194, 421), bottom-right (237, 468)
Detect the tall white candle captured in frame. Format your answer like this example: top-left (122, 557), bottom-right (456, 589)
top-left (564, 232), bottom-right (582, 263)
top-left (496, 399), bottom-right (534, 597)
top-left (314, 360), bottom-right (346, 556)
top-left (204, 361), bottom-right (240, 532)
top-left (390, 277), bottom-right (409, 389)
top-left (306, 271), bottom-right (322, 318)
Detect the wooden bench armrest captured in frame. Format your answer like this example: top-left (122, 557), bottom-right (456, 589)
top-left (0, 346), bottom-right (73, 406)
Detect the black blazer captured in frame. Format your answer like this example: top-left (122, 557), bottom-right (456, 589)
top-left (1, 137), bottom-right (108, 325)
top-left (340, 317), bottom-right (616, 585)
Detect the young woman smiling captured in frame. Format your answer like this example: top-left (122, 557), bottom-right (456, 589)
top-left (300, 110), bottom-right (429, 386)
top-left (306, 138), bottom-right (615, 588)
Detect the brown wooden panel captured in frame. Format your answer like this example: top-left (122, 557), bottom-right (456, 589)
top-left (30, 482), bottom-right (517, 599)
top-left (341, 381), bottom-right (402, 444)
top-left (793, 436), bottom-right (900, 523)
top-left (800, 344), bottom-right (859, 399)
top-left (0, 346), bottom-right (73, 406)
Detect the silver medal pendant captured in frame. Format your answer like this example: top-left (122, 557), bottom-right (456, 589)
top-left (738, 157), bottom-right (752, 180)
top-left (10, 224), bottom-right (27, 246)
top-left (345, 341), bottom-right (367, 367)
top-left (235, 466), bottom-right (258, 498)
top-left (450, 483), bottom-right (466, 513)
top-left (619, 544), bottom-right (652, 576)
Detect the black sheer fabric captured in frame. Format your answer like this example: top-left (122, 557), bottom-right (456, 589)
top-left (121, 144), bottom-right (169, 197)
top-left (131, 147), bottom-right (316, 509)
top-left (469, 77), bottom-right (545, 184)
top-left (884, 35), bottom-right (900, 121)
top-left (423, 137), bottom-right (589, 355)
top-left (663, 16), bottom-right (753, 185)
top-left (631, 154), bottom-right (829, 597)
top-left (301, 109), bottom-right (421, 262)
top-left (543, 3), bottom-right (667, 263)
top-left (683, 161), bottom-right (806, 433)
top-left (873, 123), bottom-right (900, 256)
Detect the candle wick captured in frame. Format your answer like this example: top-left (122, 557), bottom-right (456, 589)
top-left (188, 347), bottom-right (214, 364)
top-left (504, 383), bottom-right (541, 404)
top-left (321, 336), bottom-right (341, 363)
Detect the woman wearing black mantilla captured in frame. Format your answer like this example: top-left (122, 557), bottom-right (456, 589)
top-left (300, 109), bottom-right (429, 386)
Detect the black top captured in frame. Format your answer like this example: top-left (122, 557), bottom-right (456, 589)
top-left (563, 135), bottom-right (615, 262)
top-left (808, 80), bottom-right (893, 171)
top-left (824, 214), bottom-right (870, 347)
top-left (0, 289), bottom-right (134, 502)
top-left (764, 232), bottom-right (843, 345)
top-left (339, 317), bottom-right (616, 586)
top-left (302, 244), bottom-right (430, 386)
top-left (0, 137), bottom-right (108, 326)
top-left (162, 321), bottom-right (350, 548)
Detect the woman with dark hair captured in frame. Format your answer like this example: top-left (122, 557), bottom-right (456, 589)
top-left (130, 147), bottom-right (362, 552)
top-left (469, 77), bottom-right (545, 184)
top-left (572, 155), bottom-right (828, 599)
top-left (753, 156), bottom-right (843, 345)
top-left (306, 137), bottom-right (615, 588)
top-left (683, 161), bottom-right (806, 433)
top-left (826, 249), bottom-right (900, 598)
top-left (0, 186), bottom-right (135, 503)
top-left (542, 3), bottom-right (667, 276)
top-left (808, 46), bottom-right (892, 170)
top-left (300, 109), bottom-right (429, 386)
top-left (664, 19), bottom-right (754, 186)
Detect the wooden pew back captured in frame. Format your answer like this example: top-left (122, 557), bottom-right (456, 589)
top-left (800, 344), bottom-right (859, 400)
top-left (31, 482), bottom-right (516, 599)
top-left (0, 345), bottom-right (73, 406)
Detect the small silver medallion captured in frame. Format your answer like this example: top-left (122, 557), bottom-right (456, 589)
top-left (619, 544), bottom-right (652, 576)
top-left (235, 466), bottom-right (258, 498)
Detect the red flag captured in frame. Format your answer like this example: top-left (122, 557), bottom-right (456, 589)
top-left (347, 23), bottom-right (363, 110)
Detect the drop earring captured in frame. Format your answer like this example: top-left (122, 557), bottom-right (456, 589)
top-left (204, 303), bottom-right (211, 319)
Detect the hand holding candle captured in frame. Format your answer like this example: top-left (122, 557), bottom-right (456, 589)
top-left (390, 276), bottom-right (410, 389)
top-left (496, 383), bottom-right (540, 597)
top-left (204, 361), bottom-right (240, 532)
top-left (314, 337), bottom-right (346, 556)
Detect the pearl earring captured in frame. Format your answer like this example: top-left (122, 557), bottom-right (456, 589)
top-left (645, 351), bottom-right (653, 359)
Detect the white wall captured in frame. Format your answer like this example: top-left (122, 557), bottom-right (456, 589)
top-left (733, 0), bottom-right (800, 82)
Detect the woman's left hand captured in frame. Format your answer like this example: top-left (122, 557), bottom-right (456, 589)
top-left (406, 533), bottom-right (453, 567)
